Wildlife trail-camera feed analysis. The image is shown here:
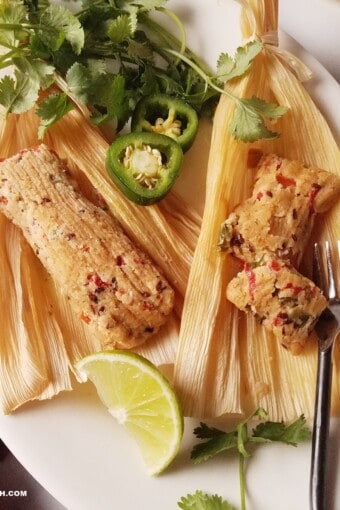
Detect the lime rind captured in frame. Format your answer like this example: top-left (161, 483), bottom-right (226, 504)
top-left (75, 350), bottom-right (184, 476)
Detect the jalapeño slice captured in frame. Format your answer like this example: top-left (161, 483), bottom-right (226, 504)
top-left (131, 94), bottom-right (198, 152)
top-left (106, 132), bottom-right (183, 206)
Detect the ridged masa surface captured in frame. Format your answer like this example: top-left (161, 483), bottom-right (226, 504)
top-left (0, 144), bottom-right (174, 349)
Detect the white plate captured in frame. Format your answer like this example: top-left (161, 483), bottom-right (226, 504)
top-left (1, 2), bottom-right (340, 510)
top-left (280, 0), bottom-right (340, 83)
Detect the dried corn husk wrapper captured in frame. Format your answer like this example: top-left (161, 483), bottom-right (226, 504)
top-left (0, 104), bottom-right (203, 414)
top-left (173, 0), bottom-right (340, 419)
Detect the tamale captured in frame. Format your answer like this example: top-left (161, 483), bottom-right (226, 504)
top-left (0, 106), bottom-right (201, 413)
top-left (173, 0), bottom-right (340, 420)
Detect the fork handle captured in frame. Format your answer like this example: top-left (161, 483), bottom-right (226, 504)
top-left (310, 345), bottom-right (333, 510)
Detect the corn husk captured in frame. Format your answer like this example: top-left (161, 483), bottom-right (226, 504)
top-left (173, 0), bottom-right (340, 420)
top-left (0, 105), bottom-right (201, 414)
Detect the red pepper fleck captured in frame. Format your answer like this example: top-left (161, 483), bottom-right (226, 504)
top-left (283, 283), bottom-right (303, 295)
top-left (275, 160), bottom-right (283, 171)
top-left (116, 255), bottom-right (125, 266)
top-left (247, 148), bottom-right (263, 168)
top-left (269, 259), bottom-right (281, 272)
top-left (256, 191), bottom-right (263, 201)
top-left (41, 197), bottom-right (52, 204)
top-left (87, 273), bottom-right (110, 288)
top-left (0, 196), bottom-right (8, 204)
top-left (309, 183), bottom-right (322, 216)
top-left (273, 313), bottom-right (289, 327)
top-left (65, 233), bottom-right (76, 241)
top-left (16, 149), bottom-right (29, 162)
top-left (80, 312), bottom-right (91, 324)
top-left (244, 262), bottom-right (256, 300)
top-left (89, 292), bottom-right (98, 303)
top-left (276, 174), bottom-right (296, 188)
top-left (266, 191), bottom-right (273, 198)
top-left (81, 245), bottom-right (90, 252)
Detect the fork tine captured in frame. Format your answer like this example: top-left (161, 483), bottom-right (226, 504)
top-left (325, 241), bottom-right (336, 300)
top-left (313, 243), bottom-right (324, 291)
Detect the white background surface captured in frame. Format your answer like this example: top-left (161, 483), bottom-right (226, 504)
top-left (0, 1), bottom-right (340, 509)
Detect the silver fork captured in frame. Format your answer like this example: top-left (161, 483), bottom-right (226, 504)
top-left (310, 241), bottom-right (340, 510)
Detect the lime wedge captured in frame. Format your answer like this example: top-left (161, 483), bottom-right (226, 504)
top-left (75, 350), bottom-right (183, 476)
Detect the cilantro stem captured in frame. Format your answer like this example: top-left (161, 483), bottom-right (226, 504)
top-left (0, 48), bottom-right (28, 67)
top-left (140, 15), bottom-right (211, 77)
top-left (165, 48), bottom-right (239, 105)
top-left (239, 454), bottom-right (247, 510)
top-left (156, 7), bottom-right (187, 56)
top-left (0, 23), bottom-right (32, 32)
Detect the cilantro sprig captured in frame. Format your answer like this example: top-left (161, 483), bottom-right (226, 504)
top-left (0, 0), bottom-right (287, 141)
top-left (179, 408), bottom-right (310, 510)
top-left (166, 44), bottom-right (287, 142)
top-left (178, 490), bottom-right (236, 510)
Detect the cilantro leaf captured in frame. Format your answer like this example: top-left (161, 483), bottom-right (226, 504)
top-left (216, 54), bottom-right (234, 81)
top-left (191, 431), bottom-right (237, 464)
top-left (36, 92), bottom-right (73, 138)
top-left (246, 95), bottom-right (289, 120)
top-left (0, 0), bottom-right (28, 47)
top-left (127, 34), bottom-right (154, 60)
top-left (252, 415), bottom-right (311, 446)
top-left (0, 68), bottom-right (38, 114)
top-left (191, 422), bottom-right (237, 464)
top-left (0, 56), bottom-right (55, 115)
top-left (14, 56), bottom-right (55, 90)
top-left (216, 41), bottom-right (262, 83)
top-left (178, 490), bottom-right (236, 510)
top-left (38, 5), bottom-right (84, 55)
top-left (90, 74), bottom-right (130, 127)
top-left (66, 62), bottom-right (93, 104)
top-left (0, 75), bottom-right (23, 112)
top-left (107, 15), bottom-right (133, 43)
top-left (230, 96), bottom-right (288, 142)
top-left (193, 422), bottom-right (226, 439)
top-left (127, 6), bottom-right (138, 34)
